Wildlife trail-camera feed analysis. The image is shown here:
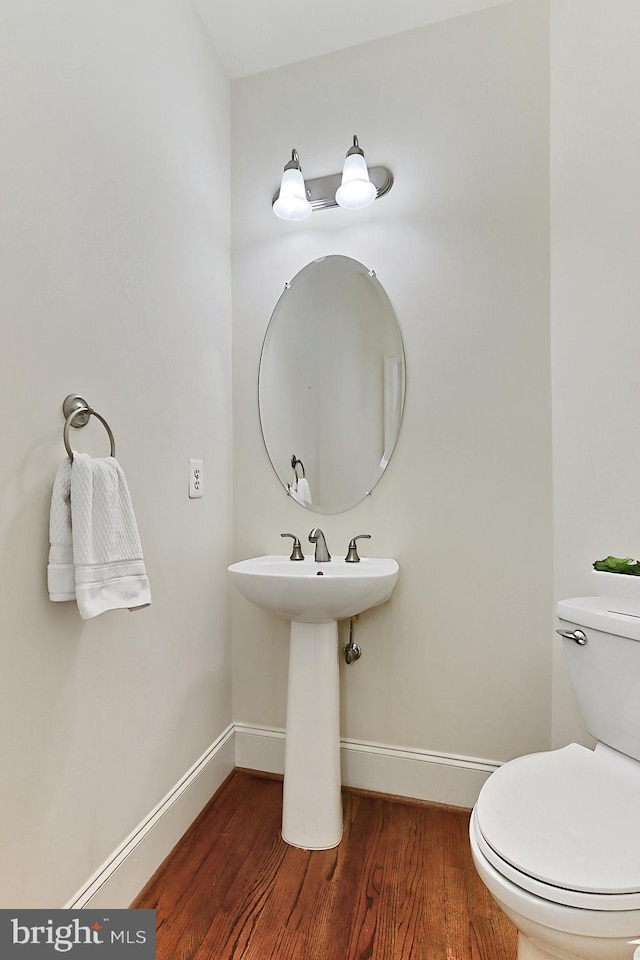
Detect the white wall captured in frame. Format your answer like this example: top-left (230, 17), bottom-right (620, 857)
top-left (231, 0), bottom-right (552, 777)
top-left (550, 0), bottom-right (640, 746)
top-left (0, 0), bottom-right (232, 906)
top-left (8, 0), bottom-right (627, 905)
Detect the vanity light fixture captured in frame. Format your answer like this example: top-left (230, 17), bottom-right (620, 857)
top-left (335, 136), bottom-right (377, 209)
top-left (272, 149), bottom-right (312, 221)
top-left (272, 136), bottom-right (393, 221)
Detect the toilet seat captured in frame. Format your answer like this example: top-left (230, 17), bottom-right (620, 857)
top-left (474, 742), bottom-right (640, 910)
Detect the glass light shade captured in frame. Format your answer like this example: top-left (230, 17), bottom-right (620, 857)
top-left (273, 168), bottom-right (312, 221)
top-left (335, 153), bottom-right (377, 210)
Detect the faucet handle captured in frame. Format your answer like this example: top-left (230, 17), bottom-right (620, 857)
top-left (345, 534), bottom-right (372, 563)
top-left (281, 533), bottom-right (305, 561)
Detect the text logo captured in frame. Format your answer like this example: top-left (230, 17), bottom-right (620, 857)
top-left (0, 910), bottom-right (155, 958)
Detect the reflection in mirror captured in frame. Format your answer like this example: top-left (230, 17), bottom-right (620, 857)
top-left (259, 256), bottom-right (405, 515)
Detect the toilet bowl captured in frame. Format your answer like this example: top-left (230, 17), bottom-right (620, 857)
top-left (470, 598), bottom-right (640, 960)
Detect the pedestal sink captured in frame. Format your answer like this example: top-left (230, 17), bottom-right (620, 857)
top-left (228, 554), bottom-right (399, 849)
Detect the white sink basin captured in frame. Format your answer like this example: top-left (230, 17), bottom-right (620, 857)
top-left (228, 554), bottom-right (399, 623)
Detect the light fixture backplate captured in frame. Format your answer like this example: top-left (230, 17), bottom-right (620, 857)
top-left (272, 165), bottom-right (393, 211)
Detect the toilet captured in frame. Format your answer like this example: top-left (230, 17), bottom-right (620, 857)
top-left (470, 597), bottom-right (640, 960)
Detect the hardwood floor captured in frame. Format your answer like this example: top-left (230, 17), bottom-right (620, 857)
top-left (133, 770), bottom-right (517, 960)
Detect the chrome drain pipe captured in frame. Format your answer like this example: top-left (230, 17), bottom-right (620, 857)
top-left (344, 618), bottom-right (362, 664)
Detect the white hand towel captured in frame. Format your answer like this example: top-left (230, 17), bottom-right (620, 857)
top-left (47, 453), bottom-right (151, 620)
top-left (47, 459), bottom-right (75, 600)
top-left (296, 477), bottom-right (312, 505)
top-left (71, 453), bottom-right (150, 620)
top-left (288, 482), bottom-right (306, 506)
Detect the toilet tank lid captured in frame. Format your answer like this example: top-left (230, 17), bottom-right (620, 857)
top-left (556, 596), bottom-right (640, 641)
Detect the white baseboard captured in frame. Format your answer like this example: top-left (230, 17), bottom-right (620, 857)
top-left (234, 722), bottom-right (501, 809)
top-left (234, 722), bottom-right (287, 773)
top-left (64, 724), bottom-right (235, 909)
top-left (66, 722), bottom-right (501, 911)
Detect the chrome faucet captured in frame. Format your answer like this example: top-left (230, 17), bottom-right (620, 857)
top-left (309, 528), bottom-right (331, 562)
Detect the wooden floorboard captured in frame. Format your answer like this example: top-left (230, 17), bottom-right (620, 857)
top-left (132, 771), bottom-right (517, 960)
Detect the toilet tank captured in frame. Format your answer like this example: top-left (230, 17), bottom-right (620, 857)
top-left (557, 597), bottom-right (640, 763)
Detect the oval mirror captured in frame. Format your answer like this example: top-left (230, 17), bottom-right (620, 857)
top-left (259, 255), bottom-right (405, 514)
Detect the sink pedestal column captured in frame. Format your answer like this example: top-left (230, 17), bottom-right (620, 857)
top-left (282, 620), bottom-right (343, 849)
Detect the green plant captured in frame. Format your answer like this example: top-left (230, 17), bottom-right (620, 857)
top-left (593, 556), bottom-right (640, 576)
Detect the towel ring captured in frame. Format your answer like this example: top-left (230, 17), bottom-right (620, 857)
top-left (291, 454), bottom-right (305, 479)
top-left (62, 394), bottom-right (116, 461)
